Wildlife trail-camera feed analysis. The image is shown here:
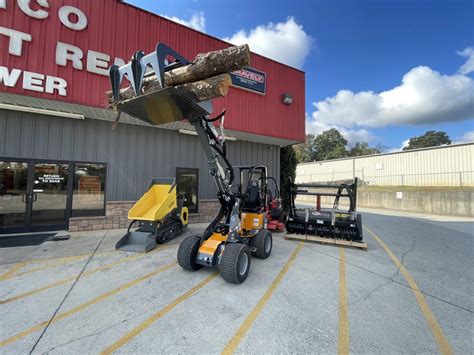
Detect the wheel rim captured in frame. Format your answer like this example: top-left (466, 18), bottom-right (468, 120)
top-left (239, 252), bottom-right (249, 276)
top-left (264, 234), bottom-right (272, 254)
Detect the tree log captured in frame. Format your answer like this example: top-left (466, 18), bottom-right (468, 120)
top-left (166, 44), bottom-right (250, 86)
top-left (106, 44), bottom-right (249, 104)
top-left (176, 74), bottom-right (232, 102)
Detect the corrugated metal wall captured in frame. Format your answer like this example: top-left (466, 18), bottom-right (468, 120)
top-left (296, 143), bottom-right (474, 186)
top-left (0, 110), bottom-right (280, 201)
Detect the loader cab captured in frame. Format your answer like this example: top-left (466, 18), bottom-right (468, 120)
top-left (237, 165), bottom-right (268, 213)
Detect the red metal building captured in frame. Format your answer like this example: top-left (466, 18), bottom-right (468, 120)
top-left (0, 0), bottom-right (305, 233)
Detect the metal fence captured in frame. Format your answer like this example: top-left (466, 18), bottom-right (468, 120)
top-left (296, 170), bottom-right (474, 187)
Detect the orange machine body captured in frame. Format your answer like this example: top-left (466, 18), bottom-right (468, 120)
top-left (241, 212), bottom-right (265, 231)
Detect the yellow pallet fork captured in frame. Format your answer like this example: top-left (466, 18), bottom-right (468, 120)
top-left (115, 178), bottom-right (188, 253)
top-left (109, 43), bottom-right (273, 283)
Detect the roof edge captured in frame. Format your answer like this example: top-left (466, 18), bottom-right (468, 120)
top-left (298, 142), bottom-right (474, 165)
top-left (0, 93), bottom-right (298, 146)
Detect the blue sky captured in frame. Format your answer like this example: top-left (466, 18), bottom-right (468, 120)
top-left (126, 0), bottom-right (474, 150)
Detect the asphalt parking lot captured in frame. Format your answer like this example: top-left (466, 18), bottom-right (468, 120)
top-left (0, 210), bottom-right (472, 354)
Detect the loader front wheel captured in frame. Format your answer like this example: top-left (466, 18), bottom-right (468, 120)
top-left (219, 243), bottom-right (251, 284)
top-left (177, 235), bottom-right (203, 271)
top-left (250, 230), bottom-right (272, 259)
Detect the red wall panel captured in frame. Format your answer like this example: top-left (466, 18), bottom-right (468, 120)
top-left (0, 0), bottom-right (305, 142)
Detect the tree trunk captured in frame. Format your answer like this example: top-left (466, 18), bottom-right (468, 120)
top-left (106, 44), bottom-right (249, 105)
top-left (166, 44), bottom-right (250, 86)
top-left (176, 74), bottom-right (232, 102)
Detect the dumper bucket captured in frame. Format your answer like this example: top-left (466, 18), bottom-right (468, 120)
top-left (114, 178), bottom-right (179, 253)
top-left (117, 87), bottom-right (211, 126)
top-left (128, 178), bottom-right (177, 222)
top-left (115, 231), bottom-right (156, 253)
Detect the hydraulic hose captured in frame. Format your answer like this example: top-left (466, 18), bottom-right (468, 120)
top-left (202, 109), bottom-right (226, 123)
top-left (210, 142), bottom-right (235, 185)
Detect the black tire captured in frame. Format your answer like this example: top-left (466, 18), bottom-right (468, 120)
top-left (250, 230), bottom-right (272, 259)
top-left (219, 243), bottom-right (251, 284)
top-left (177, 235), bottom-right (203, 271)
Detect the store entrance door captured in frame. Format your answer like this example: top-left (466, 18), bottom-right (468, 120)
top-left (29, 162), bottom-right (70, 230)
top-left (0, 161), bottom-right (71, 233)
top-left (0, 161), bottom-right (29, 231)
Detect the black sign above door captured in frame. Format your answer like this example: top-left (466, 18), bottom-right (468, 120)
top-left (230, 67), bottom-right (266, 95)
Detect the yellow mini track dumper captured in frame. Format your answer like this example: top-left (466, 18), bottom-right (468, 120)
top-left (108, 43), bottom-right (273, 283)
top-left (115, 178), bottom-right (188, 253)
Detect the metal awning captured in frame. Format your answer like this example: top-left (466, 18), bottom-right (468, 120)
top-left (0, 93), bottom-right (297, 146)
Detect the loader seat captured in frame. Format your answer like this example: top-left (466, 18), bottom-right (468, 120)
top-left (242, 181), bottom-right (262, 211)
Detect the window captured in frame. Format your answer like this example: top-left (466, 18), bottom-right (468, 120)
top-left (176, 168), bottom-right (199, 213)
top-left (72, 163), bottom-right (106, 217)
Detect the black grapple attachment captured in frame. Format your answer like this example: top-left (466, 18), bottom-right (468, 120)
top-left (109, 43), bottom-right (211, 126)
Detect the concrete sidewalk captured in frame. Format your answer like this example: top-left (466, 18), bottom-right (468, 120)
top-left (0, 224), bottom-right (208, 266)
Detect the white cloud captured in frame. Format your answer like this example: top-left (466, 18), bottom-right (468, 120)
top-left (455, 130), bottom-right (474, 144)
top-left (458, 47), bottom-right (474, 75)
top-left (163, 11), bottom-right (206, 32)
top-left (400, 138), bottom-right (410, 149)
top-left (223, 17), bottom-right (312, 69)
top-left (310, 66), bottom-right (474, 129)
top-left (386, 139), bottom-right (410, 153)
top-left (306, 114), bottom-right (374, 147)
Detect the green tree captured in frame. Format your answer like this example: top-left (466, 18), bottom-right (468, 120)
top-left (349, 142), bottom-right (381, 157)
top-left (294, 134), bottom-right (315, 163)
top-left (313, 128), bottom-right (348, 161)
top-left (403, 131), bottom-right (452, 150)
top-left (280, 145), bottom-right (297, 210)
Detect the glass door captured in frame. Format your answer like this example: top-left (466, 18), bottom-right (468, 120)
top-left (176, 168), bottom-right (199, 213)
top-left (0, 161), bottom-right (29, 229)
top-left (30, 162), bottom-right (70, 228)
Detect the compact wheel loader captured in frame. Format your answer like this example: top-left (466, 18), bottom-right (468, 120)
top-left (115, 178), bottom-right (188, 253)
top-left (108, 43), bottom-right (274, 283)
top-left (178, 165), bottom-right (274, 284)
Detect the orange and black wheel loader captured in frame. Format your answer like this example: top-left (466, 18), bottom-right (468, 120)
top-left (108, 43), bottom-right (274, 283)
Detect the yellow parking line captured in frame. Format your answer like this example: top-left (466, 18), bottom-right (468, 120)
top-left (101, 272), bottom-right (219, 355)
top-left (1, 256), bottom-right (90, 281)
top-left (0, 262), bottom-right (176, 348)
top-left (16, 250), bottom-right (116, 266)
top-left (0, 263), bottom-right (26, 281)
top-left (0, 251), bottom-right (126, 282)
top-left (1, 250), bottom-right (147, 281)
top-left (338, 248), bottom-right (349, 355)
top-left (364, 226), bottom-right (453, 355)
top-left (222, 243), bottom-right (303, 355)
top-left (0, 245), bottom-right (176, 305)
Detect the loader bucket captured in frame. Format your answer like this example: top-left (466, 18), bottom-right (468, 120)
top-left (115, 231), bottom-right (156, 253)
top-left (117, 87), bottom-right (211, 126)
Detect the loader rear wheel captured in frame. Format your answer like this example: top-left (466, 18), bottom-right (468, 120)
top-left (250, 230), bottom-right (272, 259)
top-left (219, 243), bottom-right (251, 284)
top-left (177, 235), bottom-right (203, 271)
